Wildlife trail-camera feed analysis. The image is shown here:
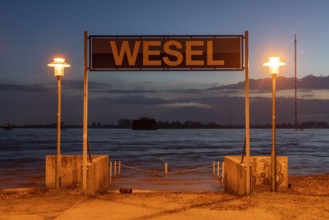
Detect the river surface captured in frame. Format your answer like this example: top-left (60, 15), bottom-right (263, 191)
top-left (0, 128), bottom-right (328, 189)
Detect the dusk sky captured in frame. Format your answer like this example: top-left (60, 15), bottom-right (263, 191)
top-left (1, 0), bottom-right (329, 125)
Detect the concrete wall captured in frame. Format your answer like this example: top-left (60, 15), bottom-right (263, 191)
top-left (85, 155), bottom-right (109, 194)
top-left (224, 156), bottom-right (288, 195)
top-left (224, 156), bottom-right (248, 195)
top-left (46, 155), bottom-right (108, 194)
top-left (251, 156), bottom-right (288, 188)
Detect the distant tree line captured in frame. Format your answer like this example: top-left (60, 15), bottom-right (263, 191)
top-left (90, 119), bottom-right (329, 129)
top-left (2, 120), bottom-right (329, 129)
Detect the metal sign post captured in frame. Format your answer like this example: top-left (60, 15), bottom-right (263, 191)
top-left (244, 31), bottom-right (250, 194)
top-left (82, 32), bottom-right (250, 194)
top-left (82, 31), bottom-right (89, 192)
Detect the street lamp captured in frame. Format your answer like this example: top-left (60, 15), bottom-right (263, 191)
top-left (48, 57), bottom-right (70, 189)
top-left (263, 57), bottom-right (285, 192)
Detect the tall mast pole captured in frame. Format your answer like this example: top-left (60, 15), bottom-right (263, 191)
top-left (294, 34), bottom-right (297, 129)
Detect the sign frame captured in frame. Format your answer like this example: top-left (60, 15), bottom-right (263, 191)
top-left (89, 35), bottom-right (244, 72)
top-left (82, 31), bottom-right (250, 195)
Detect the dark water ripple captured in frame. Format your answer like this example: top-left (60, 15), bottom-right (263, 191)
top-left (1, 128), bottom-right (329, 188)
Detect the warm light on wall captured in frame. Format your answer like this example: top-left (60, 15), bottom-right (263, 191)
top-left (48, 58), bottom-right (71, 77)
top-left (263, 57), bottom-right (285, 75)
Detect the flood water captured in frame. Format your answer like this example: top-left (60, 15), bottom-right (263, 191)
top-left (0, 128), bottom-right (328, 189)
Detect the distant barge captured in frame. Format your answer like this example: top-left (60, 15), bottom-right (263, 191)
top-left (132, 118), bottom-right (157, 130)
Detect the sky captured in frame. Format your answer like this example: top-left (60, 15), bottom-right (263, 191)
top-left (1, 0), bottom-right (329, 125)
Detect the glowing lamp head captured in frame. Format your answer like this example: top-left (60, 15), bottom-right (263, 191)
top-left (48, 58), bottom-right (71, 77)
top-left (263, 57), bottom-right (285, 75)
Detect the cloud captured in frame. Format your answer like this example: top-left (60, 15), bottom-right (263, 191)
top-left (101, 94), bottom-right (213, 109)
top-left (101, 95), bottom-right (169, 105)
top-left (207, 75), bottom-right (329, 91)
top-left (0, 80), bottom-right (112, 94)
top-left (0, 83), bottom-right (51, 93)
top-left (2, 75), bottom-right (329, 125)
top-left (299, 75), bottom-right (329, 89)
top-left (158, 102), bottom-right (211, 109)
top-left (166, 89), bottom-right (203, 94)
top-left (61, 80), bottom-right (111, 91)
top-left (74, 75), bottom-right (329, 100)
top-left (103, 89), bottom-right (158, 94)
top-left (96, 88), bottom-right (203, 95)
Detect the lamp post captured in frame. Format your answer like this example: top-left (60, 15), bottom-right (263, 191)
top-left (263, 57), bottom-right (285, 192)
top-left (48, 58), bottom-right (71, 189)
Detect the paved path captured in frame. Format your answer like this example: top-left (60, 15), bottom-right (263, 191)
top-left (55, 193), bottom-right (278, 220)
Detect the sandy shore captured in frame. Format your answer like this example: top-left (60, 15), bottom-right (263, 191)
top-left (0, 174), bottom-right (328, 219)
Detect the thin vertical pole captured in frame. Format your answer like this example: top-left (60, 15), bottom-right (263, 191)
top-left (56, 76), bottom-right (62, 189)
top-left (114, 161), bottom-right (117, 177)
top-left (109, 161), bottom-right (112, 181)
top-left (221, 162), bottom-right (225, 184)
top-left (82, 31), bottom-right (89, 192)
top-left (245, 31), bottom-right (251, 194)
top-left (118, 161), bottom-right (121, 176)
top-left (164, 162), bottom-right (168, 174)
top-left (217, 161), bottom-right (220, 178)
top-left (271, 74), bottom-right (277, 192)
top-left (294, 34), bottom-right (297, 129)
top-left (213, 161), bottom-right (216, 175)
